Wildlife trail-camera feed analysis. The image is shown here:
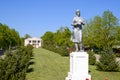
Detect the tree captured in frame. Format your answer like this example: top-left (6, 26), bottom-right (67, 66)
top-left (96, 53), bottom-right (119, 71)
top-left (41, 27), bottom-right (73, 56)
top-left (10, 29), bottom-right (21, 47)
top-left (83, 10), bottom-right (120, 72)
top-left (83, 10), bottom-right (119, 53)
top-left (24, 34), bottom-right (31, 39)
top-left (0, 23), bottom-right (21, 49)
top-left (0, 45), bottom-right (33, 80)
top-left (42, 31), bottom-right (54, 47)
top-left (115, 27), bottom-right (120, 45)
top-left (54, 27), bottom-right (72, 47)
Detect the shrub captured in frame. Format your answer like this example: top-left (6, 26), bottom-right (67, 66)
top-left (115, 53), bottom-right (120, 57)
top-left (96, 53), bottom-right (119, 72)
top-left (88, 51), bottom-right (96, 65)
top-left (56, 46), bottom-right (69, 56)
top-left (43, 44), bottom-right (69, 56)
top-left (0, 45), bottom-right (33, 80)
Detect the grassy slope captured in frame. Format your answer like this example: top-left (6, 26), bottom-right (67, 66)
top-left (27, 48), bottom-right (120, 80)
top-left (26, 48), bottom-right (69, 80)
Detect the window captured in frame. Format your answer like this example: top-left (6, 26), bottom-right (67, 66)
top-left (33, 40), bottom-right (36, 43)
top-left (29, 40), bottom-right (31, 43)
top-left (38, 40), bottom-right (40, 43)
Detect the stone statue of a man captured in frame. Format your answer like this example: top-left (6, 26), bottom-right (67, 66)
top-left (71, 9), bottom-right (84, 52)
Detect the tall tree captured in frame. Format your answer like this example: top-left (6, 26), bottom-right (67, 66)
top-left (42, 31), bottom-right (54, 46)
top-left (115, 27), bottom-right (120, 45)
top-left (83, 10), bottom-right (119, 53)
top-left (54, 27), bottom-right (72, 47)
top-left (41, 27), bottom-right (73, 56)
top-left (0, 23), bottom-right (21, 49)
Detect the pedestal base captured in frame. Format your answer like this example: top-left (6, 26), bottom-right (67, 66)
top-left (65, 52), bottom-right (91, 80)
top-left (66, 72), bottom-right (91, 80)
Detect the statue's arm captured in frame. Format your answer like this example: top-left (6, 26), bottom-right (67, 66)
top-left (72, 17), bottom-right (85, 26)
top-left (71, 19), bottom-right (76, 26)
top-left (81, 22), bottom-right (85, 25)
top-left (81, 17), bottom-right (85, 25)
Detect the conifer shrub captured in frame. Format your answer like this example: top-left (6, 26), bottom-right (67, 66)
top-left (88, 51), bottom-right (96, 65)
top-left (96, 51), bottom-right (120, 72)
top-left (0, 45), bottom-right (33, 80)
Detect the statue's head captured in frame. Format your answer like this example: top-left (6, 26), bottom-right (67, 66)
top-left (75, 9), bottom-right (80, 17)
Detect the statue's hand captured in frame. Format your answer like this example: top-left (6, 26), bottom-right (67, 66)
top-left (82, 22), bottom-right (85, 25)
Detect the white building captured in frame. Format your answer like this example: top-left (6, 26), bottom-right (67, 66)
top-left (24, 37), bottom-right (42, 48)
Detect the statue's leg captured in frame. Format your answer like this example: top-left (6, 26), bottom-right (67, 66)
top-left (79, 29), bottom-right (83, 51)
top-left (75, 43), bottom-right (79, 52)
top-left (80, 43), bottom-right (82, 51)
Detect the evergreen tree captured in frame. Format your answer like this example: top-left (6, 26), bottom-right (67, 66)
top-left (97, 53), bottom-right (119, 71)
top-left (0, 45), bottom-right (33, 80)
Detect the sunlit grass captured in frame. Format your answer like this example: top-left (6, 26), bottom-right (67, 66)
top-left (90, 66), bottom-right (120, 80)
top-left (26, 48), bottom-right (69, 80)
top-left (26, 48), bottom-right (120, 80)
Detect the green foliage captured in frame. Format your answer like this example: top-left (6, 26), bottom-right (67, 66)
top-left (27, 48), bottom-right (120, 80)
top-left (0, 23), bottom-right (21, 49)
top-left (83, 10), bottom-right (119, 52)
top-left (20, 37), bottom-right (25, 46)
top-left (42, 31), bottom-right (54, 46)
top-left (24, 34), bottom-right (31, 39)
top-left (42, 27), bottom-right (73, 56)
top-left (88, 51), bottom-right (96, 65)
top-left (54, 27), bottom-right (72, 47)
top-left (96, 53), bottom-right (119, 72)
top-left (115, 53), bottom-right (120, 57)
top-left (115, 27), bottom-right (120, 45)
top-left (20, 34), bottom-right (32, 46)
top-left (0, 45), bottom-right (33, 80)
top-left (82, 10), bottom-right (120, 72)
top-left (54, 46), bottom-right (69, 56)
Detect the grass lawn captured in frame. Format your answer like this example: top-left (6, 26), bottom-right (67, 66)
top-left (26, 48), bottom-right (120, 80)
top-left (26, 48), bottom-right (69, 80)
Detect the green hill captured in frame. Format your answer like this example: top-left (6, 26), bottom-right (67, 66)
top-left (26, 48), bottom-right (69, 80)
top-left (26, 48), bottom-right (120, 80)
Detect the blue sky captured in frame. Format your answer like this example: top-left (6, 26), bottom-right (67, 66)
top-left (0, 0), bottom-right (120, 37)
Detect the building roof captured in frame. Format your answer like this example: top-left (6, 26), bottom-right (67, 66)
top-left (25, 37), bottom-right (42, 41)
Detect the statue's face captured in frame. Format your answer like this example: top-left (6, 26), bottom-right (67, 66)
top-left (76, 11), bottom-right (80, 17)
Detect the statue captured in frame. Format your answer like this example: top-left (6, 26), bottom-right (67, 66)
top-left (71, 9), bottom-right (84, 52)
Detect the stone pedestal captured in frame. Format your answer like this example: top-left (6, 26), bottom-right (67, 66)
top-left (65, 52), bottom-right (91, 80)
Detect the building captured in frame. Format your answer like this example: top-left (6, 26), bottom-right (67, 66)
top-left (24, 37), bottom-right (42, 48)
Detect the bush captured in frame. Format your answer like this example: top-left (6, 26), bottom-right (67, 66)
top-left (115, 53), bottom-right (120, 57)
top-left (88, 51), bottom-right (96, 65)
top-left (0, 45), bottom-right (33, 80)
top-left (43, 44), bottom-right (69, 56)
top-left (96, 53), bottom-right (119, 72)
top-left (56, 46), bottom-right (69, 56)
